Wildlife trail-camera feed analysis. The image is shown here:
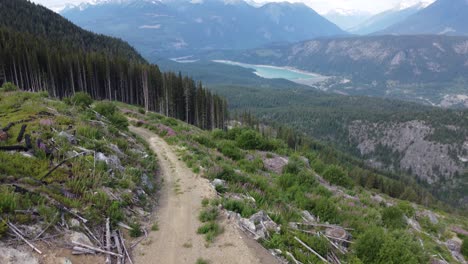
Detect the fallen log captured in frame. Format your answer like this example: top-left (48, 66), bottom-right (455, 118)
top-left (7, 222), bottom-right (42, 254)
top-left (105, 218), bottom-right (112, 264)
top-left (294, 236), bottom-right (329, 264)
top-left (286, 251), bottom-right (304, 264)
top-left (113, 231), bottom-right (123, 264)
top-left (25, 134), bottom-right (32, 149)
top-left (71, 242), bottom-right (123, 258)
top-left (0, 145), bottom-right (29, 151)
top-left (39, 151), bottom-right (88, 180)
top-left (2, 122), bottom-right (14, 132)
top-left (72, 246), bottom-right (96, 255)
top-left (17, 124), bottom-right (27, 142)
top-left (119, 230), bottom-right (133, 264)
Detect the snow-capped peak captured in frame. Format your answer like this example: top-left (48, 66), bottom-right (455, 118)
top-left (326, 8), bottom-right (370, 16)
top-left (395, 0), bottom-right (435, 11)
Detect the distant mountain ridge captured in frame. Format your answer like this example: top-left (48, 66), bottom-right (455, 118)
top-left (61, 0), bottom-right (347, 59)
top-left (381, 0), bottom-right (468, 35)
top-left (350, 2), bottom-right (429, 35)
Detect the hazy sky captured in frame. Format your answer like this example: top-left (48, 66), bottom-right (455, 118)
top-left (31, 0), bottom-right (432, 14)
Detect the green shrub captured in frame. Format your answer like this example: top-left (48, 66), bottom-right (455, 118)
top-left (151, 222), bottom-right (159, 231)
top-left (107, 201), bottom-right (124, 225)
top-left (382, 206), bottom-right (406, 229)
top-left (312, 197), bottom-right (340, 223)
top-left (354, 226), bottom-right (387, 263)
top-left (94, 101), bottom-right (117, 117)
top-left (377, 230), bottom-right (425, 264)
top-left (197, 222), bottom-right (223, 242)
top-left (1, 82), bottom-right (18, 91)
top-left (196, 258), bottom-right (210, 264)
top-left (0, 186), bottom-right (17, 214)
top-left (108, 112), bottom-right (129, 130)
top-left (322, 165), bottom-right (354, 189)
top-left (397, 201), bottom-right (415, 218)
top-left (217, 141), bottom-right (243, 160)
top-left (69, 92), bottom-right (93, 108)
top-left (222, 199), bottom-right (256, 218)
top-left (199, 207), bottom-right (219, 222)
top-left (129, 222), bottom-right (143, 237)
top-left (0, 220), bottom-right (7, 238)
top-left (236, 130), bottom-right (263, 150)
top-left (462, 237), bottom-right (468, 259)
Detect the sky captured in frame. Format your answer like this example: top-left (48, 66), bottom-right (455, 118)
top-left (31, 0), bottom-right (433, 14)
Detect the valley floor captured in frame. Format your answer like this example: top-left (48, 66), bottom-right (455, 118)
top-left (130, 126), bottom-right (278, 264)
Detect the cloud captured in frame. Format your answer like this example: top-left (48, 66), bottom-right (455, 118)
top-left (31, 0), bottom-right (421, 14)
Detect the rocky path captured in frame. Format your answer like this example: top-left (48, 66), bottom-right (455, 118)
top-left (130, 126), bottom-right (279, 264)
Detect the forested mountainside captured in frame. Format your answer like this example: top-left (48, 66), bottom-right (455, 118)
top-left (381, 0), bottom-right (468, 36)
top-left (0, 0), bottom-right (227, 130)
top-left (0, 0), bottom-right (143, 62)
top-left (202, 81), bottom-right (468, 208)
top-left (61, 0), bottom-right (346, 58)
top-left (208, 35), bottom-right (468, 106)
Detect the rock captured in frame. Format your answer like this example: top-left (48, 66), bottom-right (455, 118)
top-left (245, 211), bottom-right (280, 240)
top-left (262, 153), bottom-right (289, 174)
top-left (0, 131), bottom-right (8, 141)
top-left (407, 217), bottom-right (421, 231)
top-left (212, 179), bottom-right (226, 188)
top-left (446, 239), bottom-right (461, 252)
top-left (141, 173), bottom-right (154, 191)
top-left (301, 210), bottom-right (316, 223)
top-left (109, 144), bottom-right (125, 157)
top-left (39, 119), bottom-right (54, 126)
top-left (58, 131), bottom-right (77, 144)
top-left (96, 152), bottom-right (124, 171)
top-left (67, 231), bottom-right (93, 247)
top-left (0, 243), bottom-right (39, 264)
top-left (69, 218), bottom-right (80, 228)
top-left (239, 218), bottom-right (256, 233)
top-left (426, 211), bottom-right (439, 224)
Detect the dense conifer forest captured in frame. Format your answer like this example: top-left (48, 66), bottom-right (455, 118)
top-left (0, 0), bottom-right (227, 130)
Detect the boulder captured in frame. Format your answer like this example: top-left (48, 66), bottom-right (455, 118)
top-left (212, 179), bottom-right (226, 188)
top-left (141, 173), bottom-right (154, 191)
top-left (0, 243), bottom-right (39, 264)
top-left (58, 131), bottom-right (77, 144)
top-left (39, 119), bottom-right (54, 126)
top-left (301, 210), bottom-right (316, 223)
top-left (66, 231), bottom-right (93, 247)
top-left (96, 152), bottom-right (124, 171)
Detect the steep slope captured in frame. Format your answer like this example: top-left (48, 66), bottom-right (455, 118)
top-left (350, 2), bottom-right (428, 35)
top-left (0, 0), bottom-right (227, 130)
top-left (61, 0), bottom-right (346, 58)
top-left (209, 35), bottom-right (468, 105)
top-left (0, 91), bottom-right (158, 263)
top-left (0, 0), bottom-right (144, 62)
top-left (381, 0), bottom-right (468, 35)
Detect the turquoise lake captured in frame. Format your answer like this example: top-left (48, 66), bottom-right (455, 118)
top-left (213, 60), bottom-right (325, 83)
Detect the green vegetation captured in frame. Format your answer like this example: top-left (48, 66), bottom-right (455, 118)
top-left (197, 205), bottom-right (223, 243)
top-left (195, 258), bottom-right (210, 264)
top-left (129, 222), bottom-right (143, 238)
top-left (462, 237), bottom-right (468, 259)
top-left (0, 0), bottom-right (227, 130)
top-left (0, 91), bottom-right (157, 240)
top-left (0, 82), bottom-right (18, 92)
top-left (122, 107), bottom-right (466, 264)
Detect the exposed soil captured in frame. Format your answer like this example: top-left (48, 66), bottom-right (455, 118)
top-left (130, 126), bottom-right (279, 264)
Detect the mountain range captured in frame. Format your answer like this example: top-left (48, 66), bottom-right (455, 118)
top-left (61, 0), bottom-right (346, 59)
top-left (381, 0), bottom-right (468, 35)
top-left (350, 1), bottom-right (431, 35)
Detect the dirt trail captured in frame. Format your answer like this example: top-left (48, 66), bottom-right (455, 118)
top-left (130, 126), bottom-right (279, 264)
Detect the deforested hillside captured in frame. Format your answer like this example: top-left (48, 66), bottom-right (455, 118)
top-left (0, 0), bottom-right (227, 130)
